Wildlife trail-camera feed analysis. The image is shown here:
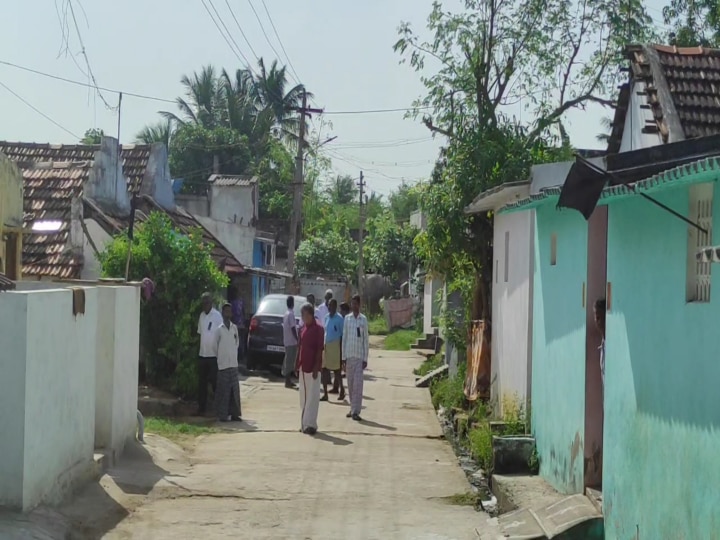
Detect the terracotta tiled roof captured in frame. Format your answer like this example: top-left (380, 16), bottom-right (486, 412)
top-left (0, 272), bottom-right (15, 291)
top-left (22, 162), bottom-right (92, 279)
top-left (0, 141), bottom-right (152, 193)
top-left (608, 44), bottom-right (720, 153)
top-left (134, 196), bottom-right (244, 274)
top-left (207, 174), bottom-right (258, 187)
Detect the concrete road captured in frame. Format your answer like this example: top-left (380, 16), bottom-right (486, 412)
top-left (65, 348), bottom-right (488, 539)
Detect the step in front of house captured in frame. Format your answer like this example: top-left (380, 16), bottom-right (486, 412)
top-left (495, 494), bottom-right (603, 539)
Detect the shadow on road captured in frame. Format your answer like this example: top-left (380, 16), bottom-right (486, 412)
top-left (314, 432), bottom-right (353, 446)
top-left (359, 419), bottom-right (397, 431)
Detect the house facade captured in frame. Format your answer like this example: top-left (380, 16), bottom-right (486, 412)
top-left (0, 137), bottom-right (246, 284)
top-left (0, 153), bottom-right (23, 280)
top-left (497, 44), bottom-right (720, 538)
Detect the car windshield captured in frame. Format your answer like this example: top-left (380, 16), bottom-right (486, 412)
top-left (256, 297), bottom-right (304, 318)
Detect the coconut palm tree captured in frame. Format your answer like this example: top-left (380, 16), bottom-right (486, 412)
top-left (325, 174), bottom-right (358, 205)
top-left (596, 116), bottom-right (613, 145)
top-left (135, 119), bottom-right (175, 147)
top-left (252, 58), bottom-right (309, 141)
top-left (160, 65), bottom-right (225, 129)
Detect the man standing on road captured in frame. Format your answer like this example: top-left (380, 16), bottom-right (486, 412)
top-left (282, 296), bottom-right (299, 389)
top-left (230, 287), bottom-right (247, 366)
top-left (316, 289), bottom-right (332, 328)
top-left (215, 303), bottom-right (242, 422)
top-left (196, 292), bottom-right (223, 416)
top-left (296, 303), bottom-right (324, 435)
top-left (321, 299), bottom-right (345, 402)
top-left (342, 295), bottom-right (369, 421)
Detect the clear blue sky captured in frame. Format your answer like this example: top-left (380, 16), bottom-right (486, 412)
top-left (0, 0), bottom-right (671, 196)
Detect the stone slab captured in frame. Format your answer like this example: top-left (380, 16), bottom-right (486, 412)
top-left (496, 494), bottom-right (602, 539)
top-left (415, 363), bottom-right (449, 387)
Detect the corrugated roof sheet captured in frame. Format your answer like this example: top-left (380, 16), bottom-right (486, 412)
top-left (22, 162), bottom-right (92, 279)
top-left (207, 174), bottom-right (258, 187)
top-left (609, 44), bottom-right (720, 153)
top-left (0, 141), bottom-right (152, 193)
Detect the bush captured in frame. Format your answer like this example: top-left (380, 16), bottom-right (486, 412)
top-left (295, 230), bottom-right (358, 276)
top-left (468, 423), bottom-right (494, 471)
top-left (413, 353), bottom-right (443, 376)
top-left (430, 362), bottom-right (466, 410)
top-left (99, 212), bottom-right (228, 396)
top-left (368, 315), bottom-right (388, 335)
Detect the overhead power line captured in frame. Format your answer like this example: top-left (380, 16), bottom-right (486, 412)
top-left (246, 0), bottom-right (296, 82)
top-left (202, 0), bottom-right (252, 66)
top-left (260, 0), bottom-right (301, 83)
top-left (0, 59), bottom-right (175, 103)
top-left (66, 0), bottom-right (116, 110)
top-left (323, 106), bottom-right (433, 115)
top-left (0, 59), bottom-right (433, 116)
top-left (0, 80), bottom-right (80, 139)
top-left (223, 0), bottom-right (260, 61)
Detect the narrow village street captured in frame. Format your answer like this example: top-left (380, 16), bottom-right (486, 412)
top-left (57, 344), bottom-right (484, 540)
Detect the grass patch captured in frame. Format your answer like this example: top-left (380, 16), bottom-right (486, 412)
top-left (413, 353), bottom-right (444, 376)
top-left (384, 329), bottom-right (422, 351)
top-left (430, 362), bottom-right (467, 410)
top-left (368, 315), bottom-right (389, 335)
top-left (440, 492), bottom-right (481, 507)
top-left (468, 423), bottom-right (494, 471)
top-left (144, 417), bottom-right (218, 442)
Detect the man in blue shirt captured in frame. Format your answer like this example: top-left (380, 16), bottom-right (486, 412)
top-left (321, 299), bottom-right (345, 402)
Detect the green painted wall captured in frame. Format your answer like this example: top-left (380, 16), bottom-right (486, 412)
top-left (532, 204), bottom-right (588, 494)
top-left (604, 183), bottom-right (720, 538)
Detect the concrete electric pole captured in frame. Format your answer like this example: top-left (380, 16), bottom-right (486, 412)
top-left (286, 90), bottom-right (323, 288)
top-left (357, 171), bottom-right (366, 299)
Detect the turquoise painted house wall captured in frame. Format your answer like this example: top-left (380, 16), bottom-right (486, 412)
top-left (604, 183), bottom-right (720, 539)
top-left (531, 204), bottom-right (588, 494)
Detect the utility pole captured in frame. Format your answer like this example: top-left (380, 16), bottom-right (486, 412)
top-left (357, 171), bottom-right (366, 300)
top-left (286, 90), bottom-right (323, 289)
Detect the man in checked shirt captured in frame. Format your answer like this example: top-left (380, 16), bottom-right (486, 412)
top-left (342, 294), bottom-right (369, 421)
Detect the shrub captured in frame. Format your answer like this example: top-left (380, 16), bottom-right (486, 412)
top-left (468, 423), bottom-right (494, 471)
top-left (430, 362), bottom-right (467, 410)
top-left (99, 212), bottom-right (228, 396)
top-left (413, 353), bottom-right (444, 376)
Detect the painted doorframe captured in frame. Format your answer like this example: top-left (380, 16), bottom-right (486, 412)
top-left (584, 206), bottom-right (607, 488)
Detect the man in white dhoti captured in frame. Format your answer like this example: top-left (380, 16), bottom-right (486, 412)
top-left (296, 303), bottom-right (324, 435)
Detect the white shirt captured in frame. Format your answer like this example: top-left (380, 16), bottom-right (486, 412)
top-left (283, 308), bottom-right (298, 346)
top-left (342, 313), bottom-right (369, 363)
top-left (215, 322), bottom-right (239, 370)
top-left (315, 303), bottom-right (329, 328)
top-left (198, 308), bottom-right (223, 357)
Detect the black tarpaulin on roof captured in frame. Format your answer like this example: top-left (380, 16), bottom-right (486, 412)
top-left (556, 159), bottom-right (608, 219)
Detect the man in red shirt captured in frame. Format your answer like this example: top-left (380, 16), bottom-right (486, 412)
top-left (295, 303), bottom-right (325, 435)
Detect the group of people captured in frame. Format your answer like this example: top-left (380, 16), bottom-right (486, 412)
top-left (196, 293), bottom-right (243, 422)
top-left (194, 288), bottom-right (371, 434)
top-left (282, 290), bottom-right (370, 436)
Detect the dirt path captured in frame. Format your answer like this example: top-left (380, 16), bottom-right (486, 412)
top-left (49, 348), bottom-right (490, 539)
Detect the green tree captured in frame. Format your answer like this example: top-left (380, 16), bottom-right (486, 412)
top-left (325, 174), bottom-right (358, 205)
top-left (252, 58), bottom-right (308, 142)
top-left (389, 182), bottom-right (423, 222)
top-left (99, 212), bottom-right (228, 396)
top-left (135, 119), bottom-right (174, 146)
top-left (81, 128), bottom-right (104, 144)
top-left (365, 211), bottom-right (419, 282)
top-left (663, 0), bottom-right (720, 46)
top-left (169, 124), bottom-right (252, 194)
top-left (395, 0), bottom-right (650, 319)
top-left (160, 65), bottom-right (225, 129)
top-left (295, 230), bottom-right (358, 276)
top-left (256, 138), bottom-right (294, 219)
